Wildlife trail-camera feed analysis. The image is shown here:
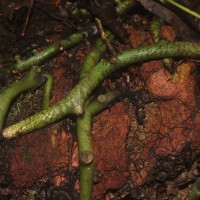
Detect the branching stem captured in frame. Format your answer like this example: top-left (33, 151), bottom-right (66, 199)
top-left (77, 90), bottom-right (122, 200)
top-left (0, 66), bottom-right (44, 139)
top-left (3, 41), bottom-right (200, 139)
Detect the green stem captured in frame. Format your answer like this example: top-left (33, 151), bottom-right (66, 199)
top-left (70, 0), bottom-right (136, 19)
top-left (188, 178), bottom-right (200, 200)
top-left (78, 34), bottom-right (111, 199)
top-left (115, 0), bottom-right (136, 15)
top-left (162, 0), bottom-right (200, 20)
top-left (4, 0), bottom-right (134, 75)
top-left (0, 66), bottom-right (44, 139)
top-left (42, 72), bottom-right (53, 110)
top-left (80, 32), bottom-right (114, 79)
top-left (5, 33), bottom-right (84, 74)
top-left (77, 111), bottom-right (93, 200)
top-left (150, 19), bottom-right (174, 73)
top-left (71, 8), bottom-right (90, 19)
top-left (3, 41), bottom-right (200, 139)
top-left (150, 19), bottom-right (162, 43)
top-left (4, 0), bottom-right (135, 75)
top-left (77, 90), bottom-right (122, 200)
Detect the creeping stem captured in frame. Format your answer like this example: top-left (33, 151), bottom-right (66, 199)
top-left (80, 32), bottom-right (114, 78)
top-left (42, 72), bottom-right (53, 110)
top-left (188, 177), bottom-right (200, 200)
top-left (4, 0), bottom-right (137, 75)
top-left (0, 66), bottom-right (44, 139)
top-left (77, 91), bottom-right (122, 200)
top-left (3, 41), bottom-right (200, 139)
top-left (5, 33), bottom-right (84, 74)
top-left (150, 19), bottom-right (174, 73)
top-left (77, 34), bottom-right (115, 199)
top-left (150, 19), bottom-right (162, 43)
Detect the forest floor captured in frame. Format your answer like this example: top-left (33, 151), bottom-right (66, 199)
top-left (0, 1), bottom-right (200, 199)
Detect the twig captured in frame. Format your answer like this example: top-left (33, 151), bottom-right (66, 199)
top-left (21, 0), bottom-right (35, 36)
top-left (161, 0), bottom-right (200, 20)
top-left (95, 18), bottom-right (116, 54)
top-left (137, 0), bottom-right (200, 42)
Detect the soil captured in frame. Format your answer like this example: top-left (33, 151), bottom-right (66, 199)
top-left (0, 1), bottom-right (200, 200)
